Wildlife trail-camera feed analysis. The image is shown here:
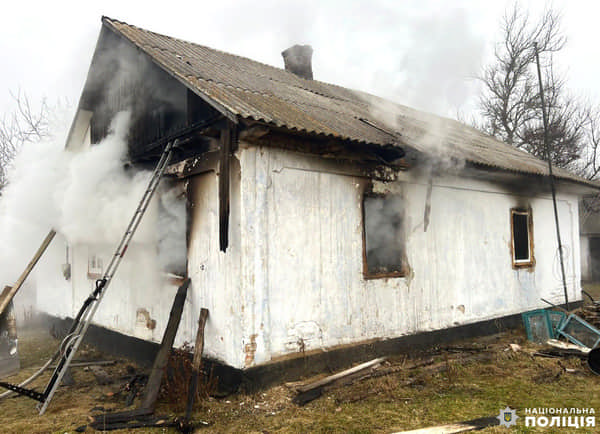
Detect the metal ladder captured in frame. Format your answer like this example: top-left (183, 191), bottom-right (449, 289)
top-left (0, 140), bottom-right (177, 414)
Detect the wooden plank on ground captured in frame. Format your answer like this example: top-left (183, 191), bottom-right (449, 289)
top-left (140, 278), bottom-right (190, 410)
top-left (89, 408), bottom-right (154, 425)
top-left (293, 357), bottom-right (386, 405)
top-left (391, 416), bottom-right (499, 433)
top-left (186, 307), bottom-right (209, 419)
top-left (546, 339), bottom-right (590, 353)
top-left (0, 230), bottom-right (56, 315)
top-left (296, 357), bottom-right (386, 393)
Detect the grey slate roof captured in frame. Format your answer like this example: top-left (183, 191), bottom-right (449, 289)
top-left (101, 16), bottom-right (598, 188)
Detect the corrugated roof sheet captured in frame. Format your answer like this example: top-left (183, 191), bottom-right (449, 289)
top-left (101, 17), bottom-right (598, 188)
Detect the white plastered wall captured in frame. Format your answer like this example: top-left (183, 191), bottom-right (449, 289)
top-left (235, 145), bottom-right (582, 368)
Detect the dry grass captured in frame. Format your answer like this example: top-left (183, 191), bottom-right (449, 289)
top-left (583, 283), bottom-right (600, 304)
top-left (1, 326), bottom-right (600, 433)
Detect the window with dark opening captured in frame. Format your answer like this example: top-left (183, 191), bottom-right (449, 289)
top-left (363, 193), bottom-right (407, 277)
top-left (511, 208), bottom-right (534, 267)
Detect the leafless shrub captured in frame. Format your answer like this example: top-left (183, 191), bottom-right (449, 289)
top-left (160, 343), bottom-right (217, 412)
top-left (0, 90), bottom-right (50, 187)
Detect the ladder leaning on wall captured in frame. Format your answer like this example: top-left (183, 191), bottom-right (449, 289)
top-left (0, 139), bottom-right (178, 415)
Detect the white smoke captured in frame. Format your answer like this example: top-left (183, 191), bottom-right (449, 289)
top-left (0, 111), bottom-right (153, 254)
top-left (0, 110), bottom-right (186, 320)
top-left (59, 112), bottom-right (155, 245)
top-left (157, 181), bottom-right (187, 276)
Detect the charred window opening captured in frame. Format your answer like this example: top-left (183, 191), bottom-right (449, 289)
top-left (511, 208), bottom-right (534, 267)
top-left (363, 192), bottom-right (407, 278)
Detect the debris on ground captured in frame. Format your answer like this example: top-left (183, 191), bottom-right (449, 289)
top-left (3, 321), bottom-right (600, 433)
top-left (508, 343), bottom-right (522, 352)
top-left (390, 415), bottom-right (499, 433)
top-left (289, 350), bottom-right (499, 406)
top-left (290, 357), bottom-right (386, 406)
top-left (556, 313), bottom-right (600, 349)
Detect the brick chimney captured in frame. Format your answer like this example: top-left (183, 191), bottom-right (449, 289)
top-left (281, 45), bottom-right (313, 80)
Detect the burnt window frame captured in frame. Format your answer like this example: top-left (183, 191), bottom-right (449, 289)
top-left (510, 207), bottom-right (535, 268)
top-left (361, 189), bottom-right (409, 279)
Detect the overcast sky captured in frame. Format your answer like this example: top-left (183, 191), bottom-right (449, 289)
top-left (1, 0), bottom-right (599, 121)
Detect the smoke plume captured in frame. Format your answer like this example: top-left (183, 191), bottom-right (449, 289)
top-left (0, 110), bottom-right (186, 320)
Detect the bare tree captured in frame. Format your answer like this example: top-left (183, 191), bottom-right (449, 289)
top-left (0, 91), bottom-right (50, 187)
top-left (572, 105), bottom-right (600, 180)
top-left (478, 5), bottom-right (600, 177)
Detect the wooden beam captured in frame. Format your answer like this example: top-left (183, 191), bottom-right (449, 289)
top-left (165, 150), bottom-right (220, 178)
top-left (0, 230), bottom-right (56, 316)
top-left (140, 278), bottom-right (190, 410)
top-left (219, 122), bottom-right (235, 252)
top-left (295, 357), bottom-right (386, 394)
top-left (292, 357), bottom-right (386, 406)
top-left (185, 307), bottom-right (209, 419)
top-left (89, 408), bottom-right (154, 425)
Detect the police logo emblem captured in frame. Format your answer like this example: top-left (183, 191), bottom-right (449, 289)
top-left (497, 407), bottom-right (519, 427)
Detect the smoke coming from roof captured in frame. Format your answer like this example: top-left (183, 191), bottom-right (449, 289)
top-left (376, 8), bottom-right (484, 116)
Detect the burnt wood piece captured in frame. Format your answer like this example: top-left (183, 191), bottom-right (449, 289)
top-left (186, 307), bottom-right (209, 419)
top-left (89, 413), bottom-right (207, 432)
top-left (533, 349), bottom-right (588, 359)
top-left (130, 116), bottom-right (224, 162)
top-left (89, 413), bottom-right (172, 431)
top-left (125, 374), bottom-right (147, 407)
top-left (293, 365), bottom-right (383, 406)
top-left (423, 172), bottom-right (433, 232)
top-left (0, 230), bottom-right (56, 316)
top-left (294, 353), bottom-right (494, 406)
top-left (219, 122), bottom-right (235, 252)
top-left (89, 408), bottom-right (154, 424)
top-left (166, 150), bottom-right (220, 179)
top-left (296, 357), bottom-right (386, 394)
top-left (292, 357), bottom-right (386, 406)
top-left (141, 278), bottom-right (190, 410)
top-left (360, 357), bottom-right (436, 380)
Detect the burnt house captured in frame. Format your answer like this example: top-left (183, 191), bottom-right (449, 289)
top-left (39, 16), bottom-right (600, 376)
